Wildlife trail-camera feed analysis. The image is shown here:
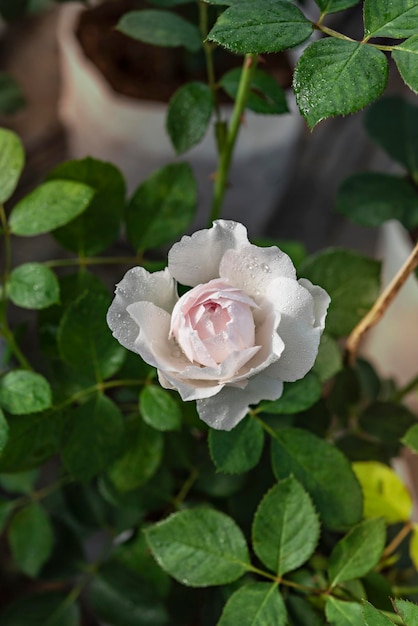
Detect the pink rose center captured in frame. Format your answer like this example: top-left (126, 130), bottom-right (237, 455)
top-left (169, 279), bottom-right (258, 367)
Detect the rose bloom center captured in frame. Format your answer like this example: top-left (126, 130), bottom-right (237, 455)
top-left (169, 279), bottom-right (257, 367)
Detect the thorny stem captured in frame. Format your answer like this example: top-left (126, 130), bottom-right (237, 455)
top-left (199, 0), bottom-right (221, 124)
top-left (209, 53), bottom-right (258, 224)
top-left (382, 521), bottom-right (414, 559)
top-left (346, 241), bottom-right (418, 365)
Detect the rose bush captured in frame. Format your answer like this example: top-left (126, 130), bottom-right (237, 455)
top-left (107, 220), bottom-right (330, 430)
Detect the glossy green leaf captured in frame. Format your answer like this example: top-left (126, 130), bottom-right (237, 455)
top-left (208, 0), bottom-right (313, 53)
top-left (62, 394), bottom-right (124, 482)
top-left (0, 407), bottom-right (9, 454)
top-left (328, 518), bottom-right (386, 586)
top-left (259, 371), bottom-right (321, 414)
top-left (0, 370), bottom-right (52, 415)
top-left (393, 36), bottom-right (418, 94)
top-left (271, 428), bottom-right (363, 529)
top-left (294, 39), bottom-right (387, 128)
top-left (0, 73), bottom-right (25, 115)
top-left (220, 68), bottom-right (288, 114)
top-left (90, 562), bottom-right (169, 626)
top-left (364, 0), bottom-right (418, 38)
top-left (217, 583), bottom-right (287, 626)
top-left (325, 597), bottom-right (364, 625)
top-left (9, 180), bottom-right (94, 236)
top-left (0, 127), bottom-right (24, 204)
top-left (337, 172), bottom-right (418, 230)
top-left (300, 249), bottom-right (381, 337)
top-left (363, 602), bottom-right (396, 626)
top-left (8, 263), bottom-right (59, 310)
top-left (394, 599), bottom-right (418, 625)
top-left (252, 477), bottom-right (320, 576)
top-left (353, 461), bottom-right (412, 524)
top-left (145, 508), bottom-right (250, 586)
top-left (108, 417), bottom-right (163, 491)
top-left (359, 402), bottom-right (416, 444)
top-left (48, 157), bottom-right (126, 255)
top-left (58, 290), bottom-right (125, 381)
top-left (117, 10), bottom-right (201, 52)
top-left (365, 96), bottom-right (418, 179)
top-left (0, 592), bottom-right (79, 626)
top-left (208, 416), bottom-right (264, 474)
top-left (315, 0), bottom-right (361, 15)
top-left (8, 503), bottom-right (53, 576)
top-left (140, 386), bottom-right (182, 431)
top-left (167, 82), bottom-right (213, 154)
top-left (313, 334), bottom-right (342, 382)
top-left (126, 163), bottom-right (197, 250)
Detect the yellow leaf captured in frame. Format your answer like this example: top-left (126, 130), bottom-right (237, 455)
top-left (353, 461), bottom-right (412, 524)
top-left (410, 524), bottom-right (418, 569)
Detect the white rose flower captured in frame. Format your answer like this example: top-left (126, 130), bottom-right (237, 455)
top-left (107, 220), bottom-right (330, 431)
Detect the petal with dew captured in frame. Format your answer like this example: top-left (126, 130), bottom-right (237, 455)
top-left (168, 220), bottom-right (249, 286)
top-left (107, 267), bottom-right (177, 352)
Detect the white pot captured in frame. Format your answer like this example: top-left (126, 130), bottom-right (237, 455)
top-left (57, 4), bottom-right (303, 236)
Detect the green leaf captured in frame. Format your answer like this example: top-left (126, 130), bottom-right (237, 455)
top-left (364, 0), bottom-right (418, 38)
top-left (0, 127), bottom-right (24, 204)
top-left (313, 334), bottom-right (343, 382)
top-left (9, 180), bottom-right (94, 236)
top-left (325, 597), bottom-right (364, 626)
top-left (0, 469), bottom-right (38, 494)
top-left (365, 96), bottom-right (418, 180)
top-left (363, 602), bottom-right (395, 626)
top-left (259, 371), bottom-right (321, 414)
top-left (0, 370), bottom-right (52, 415)
top-left (359, 402), bottom-right (416, 445)
top-left (271, 428), bottom-right (363, 530)
top-left (337, 172), bottom-right (418, 230)
top-left (300, 249), bottom-right (381, 337)
top-left (315, 0), bottom-right (361, 15)
top-left (126, 163), bottom-right (196, 250)
top-left (58, 290), bottom-right (125, 381)
top-left (0, 592), bottom-right (79, 626)
top-left (294, 39), bottom-right (388, 128)
top-left (117, 10), bottom-right (201, 52)
top-left (167, 82), bottom-right (213, 154)
top-left (145, 507), bottom-right (250, 586)
top-left (140, 386), bottom-right (182, 432)
top-left (220, 68), bottom-right (288, 115)
top-left (393, 36), bottom-right (418, 94)
top-left (0, 499), bottom-right (14, 533)
top-left (208, 416), bottom-right (264, 474)
top-left (108, 417), bottom-right (163, 491)
top-left (90, 562), bottom-right (169, 626)
top-left (8, 263), bottom-right (60, 310)
top-left (0, 408), bottom-right (9, 454)
top-left (48, 157), bottom-right (126, 256)
top-left (394, 599), bottom-right (418, 625)
top-left (353, 461), bottom-right (412, 524)
top-left (208, 0), bottom-right (313, 54)
top-left (0, 73), bottom-right (25, 115)
top-left (403, 422), bottom-right (418, 453)
top-left (286, 595), bottom-right (325, 626)
top-left (62, 394), bottom-right (124, 482)
top-left (252, 477), bottom-right (320, 576)
top-left (217, 583), bottom-right (287, 626)
top-left (8, 503), bottom-right (53, 576)
top-left (328, 518), bottom-right (386, 587)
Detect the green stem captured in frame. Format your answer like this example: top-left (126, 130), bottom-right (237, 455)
top-left (209, 53), bottom-right (258, 224)
top-left (391, 373), bottom-right (418, 402)
top-left (172, 467), bottom-right (199, 509)
top-left (199, 0), bottom-right (221, 123)
top-left (393, 585), bottom-right (418, 596)
top-left (314, 23), bottom-right (357, 42)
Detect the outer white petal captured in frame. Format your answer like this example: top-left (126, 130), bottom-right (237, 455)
top-left (267, 277), bottom-right (324, 382)
top-left (107, 267), bottom-right (177, 352)
top-left (196, 374), bottom-right (284, 431)
top-left (298, 278), bottom-right (330, 330)
top-left (168, 220), bottom-right (249, 286)
top-left (219, 244), bottom-right (296, 301)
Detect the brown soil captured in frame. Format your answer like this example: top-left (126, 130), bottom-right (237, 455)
top-left (76, 0), bottom-right (293, 103)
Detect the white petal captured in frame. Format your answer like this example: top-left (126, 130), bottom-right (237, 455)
top-left (219, 244), bottom-right (296, 300)
top-left (298, 278), bottom-right (330, 330)
top-left (107, 267), bottom-right (177, 352)
top-left (160, 369), bottom-right (224, 401)
top-left (196, 374), bottom-right (284, 431)
top-left (168, 220), bottom-right (249, 286)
